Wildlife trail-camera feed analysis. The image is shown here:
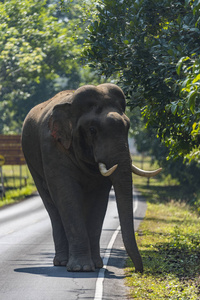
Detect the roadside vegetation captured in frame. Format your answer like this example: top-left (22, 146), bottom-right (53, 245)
top-left (0, 0), bottom-right (100, 134)
top-left (84, 0), bottom-right (200, 218)
top-left (0, 165), bottom-right (36, 207)
top-left (126, 155), bottom-right (200, 299)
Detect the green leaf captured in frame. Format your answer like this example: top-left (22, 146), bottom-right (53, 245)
top-left (192, 74), bottom-right (200, 83)
top-left (185, 0), bottom-right (191, 6)
top-left (88, 25), bottom-right (94, 32)
top-left (176, 57), bottom-right (190, 76)
top-left (171, 102), bottom-right (178, 115)
top-left (192, 122), bottom-right (197, 131)
top-left (123, 40), bottom-right (129, 45)
top-left (188, 90), bottom-right (197, 113)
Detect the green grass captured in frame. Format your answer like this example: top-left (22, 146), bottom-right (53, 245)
top-left (132, 155), bottom-right (199, 209)
top-left (0, 165), bottom-right (36, 207)
top-left (126, 156), bottom-right (200, 299)
top-left (0, 185), bottom-right (37, 207)
top-left (2, 165), bottom-right (34, 188)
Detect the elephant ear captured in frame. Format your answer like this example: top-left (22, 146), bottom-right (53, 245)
top-left (49, 103), bottom-right (72, 150)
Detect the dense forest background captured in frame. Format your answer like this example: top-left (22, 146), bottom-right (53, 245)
top-left (0, 0), bottom-right (200, 211)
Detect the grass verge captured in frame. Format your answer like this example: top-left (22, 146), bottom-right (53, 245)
top-left (0, 185), bottom-right (37, 208)
top-left (0, 165), bottom-right (36, 208)
top-left (126, 156), bottom-right (200, 299)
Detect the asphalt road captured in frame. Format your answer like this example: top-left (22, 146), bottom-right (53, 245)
top-left (0, 188), bottom-right (146, 300)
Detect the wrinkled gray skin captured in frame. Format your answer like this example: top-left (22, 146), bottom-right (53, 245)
top-left (22, 83), bottom-right (143, 272)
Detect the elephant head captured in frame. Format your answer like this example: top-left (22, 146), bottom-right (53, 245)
top-left (49, 83), bottom-right (161, 272)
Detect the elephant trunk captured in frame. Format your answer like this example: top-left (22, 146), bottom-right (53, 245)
top-left (110, 153), bottom-right (143, 273)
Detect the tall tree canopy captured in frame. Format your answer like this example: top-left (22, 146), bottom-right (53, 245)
top-left (85, 0), bottom-right (200, 162)
top-left (0, 0), bottom-right (90, 133)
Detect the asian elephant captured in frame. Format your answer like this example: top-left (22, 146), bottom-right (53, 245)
top-left (22, 83), bottom-right (161, 272)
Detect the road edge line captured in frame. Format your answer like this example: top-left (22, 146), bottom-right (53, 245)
top-left (94, 191), bottom-right (138, 300)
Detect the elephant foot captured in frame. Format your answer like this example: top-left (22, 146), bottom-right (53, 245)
top-left (53, 253), bottom-right (68, 267)
top-left (93, 256), bottom-right (103, 269)
top-left (67, 256), bottom-right (95, 272)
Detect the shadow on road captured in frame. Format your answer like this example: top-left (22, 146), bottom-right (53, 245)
top-left (14, 265), bottom-right (125, 279)
top-left (15, 265), bottom-right (99, 278)
top-left (14, 248), bottom-right (126, 280)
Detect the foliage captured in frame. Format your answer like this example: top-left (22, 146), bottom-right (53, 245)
top-left (126, 203), bottom-right (200, 299)
top-left (0, 0), bottom-right (76, 132)
top-left (133, 153), bottom-right (200, 212)
top-left (0, 185), bottom-right (36, 208)
top-left (84, 0), bottom-right (200, 162)
top-left (173, 54), bottom-right (200, 162)
top-left (127, 156), bottom-right (200, 299)
top-left (130, 109), bottom-right (200, 202)
top-left (0, 164), bottom-right (36, 208)
top-left (0, 164), bottom-right (36, 207)
top-left (0, 0), bottom-right (98, 133)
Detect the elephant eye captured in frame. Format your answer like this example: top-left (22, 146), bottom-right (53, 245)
top-left (89, 126), bottom-right (97, 135)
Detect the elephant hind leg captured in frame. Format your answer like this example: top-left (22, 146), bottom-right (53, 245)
top-left (27, 163), bottom-right (69, 266)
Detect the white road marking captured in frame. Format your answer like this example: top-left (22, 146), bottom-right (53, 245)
top-left (94, 192), bottom-right (139, 300)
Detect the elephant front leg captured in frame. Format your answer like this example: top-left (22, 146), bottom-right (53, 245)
top-left (85, 181), bottom-right (111, 269)
top-left (66, 238), bottom-right (95, 272)
top-left (49, 178), bottom-right (95, 272)
top-left (61, 206), bottom-right (95, 272)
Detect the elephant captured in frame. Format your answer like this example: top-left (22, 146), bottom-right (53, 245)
top-left (22, 83), bottom-right (161, 272)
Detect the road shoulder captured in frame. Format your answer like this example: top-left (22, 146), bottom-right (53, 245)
top-left (103, 189), bottom-right (147, 299)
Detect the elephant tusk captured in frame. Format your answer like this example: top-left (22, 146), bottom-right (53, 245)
top-left (132, 163), bottom-right (162, 178)
top-left (99, 163), bottom-right (118, 177)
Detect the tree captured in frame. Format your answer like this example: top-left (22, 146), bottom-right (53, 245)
top-left (84, 0), bottom-right (200, 162)
top-left (0, 0), bottom-right (85, 133)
